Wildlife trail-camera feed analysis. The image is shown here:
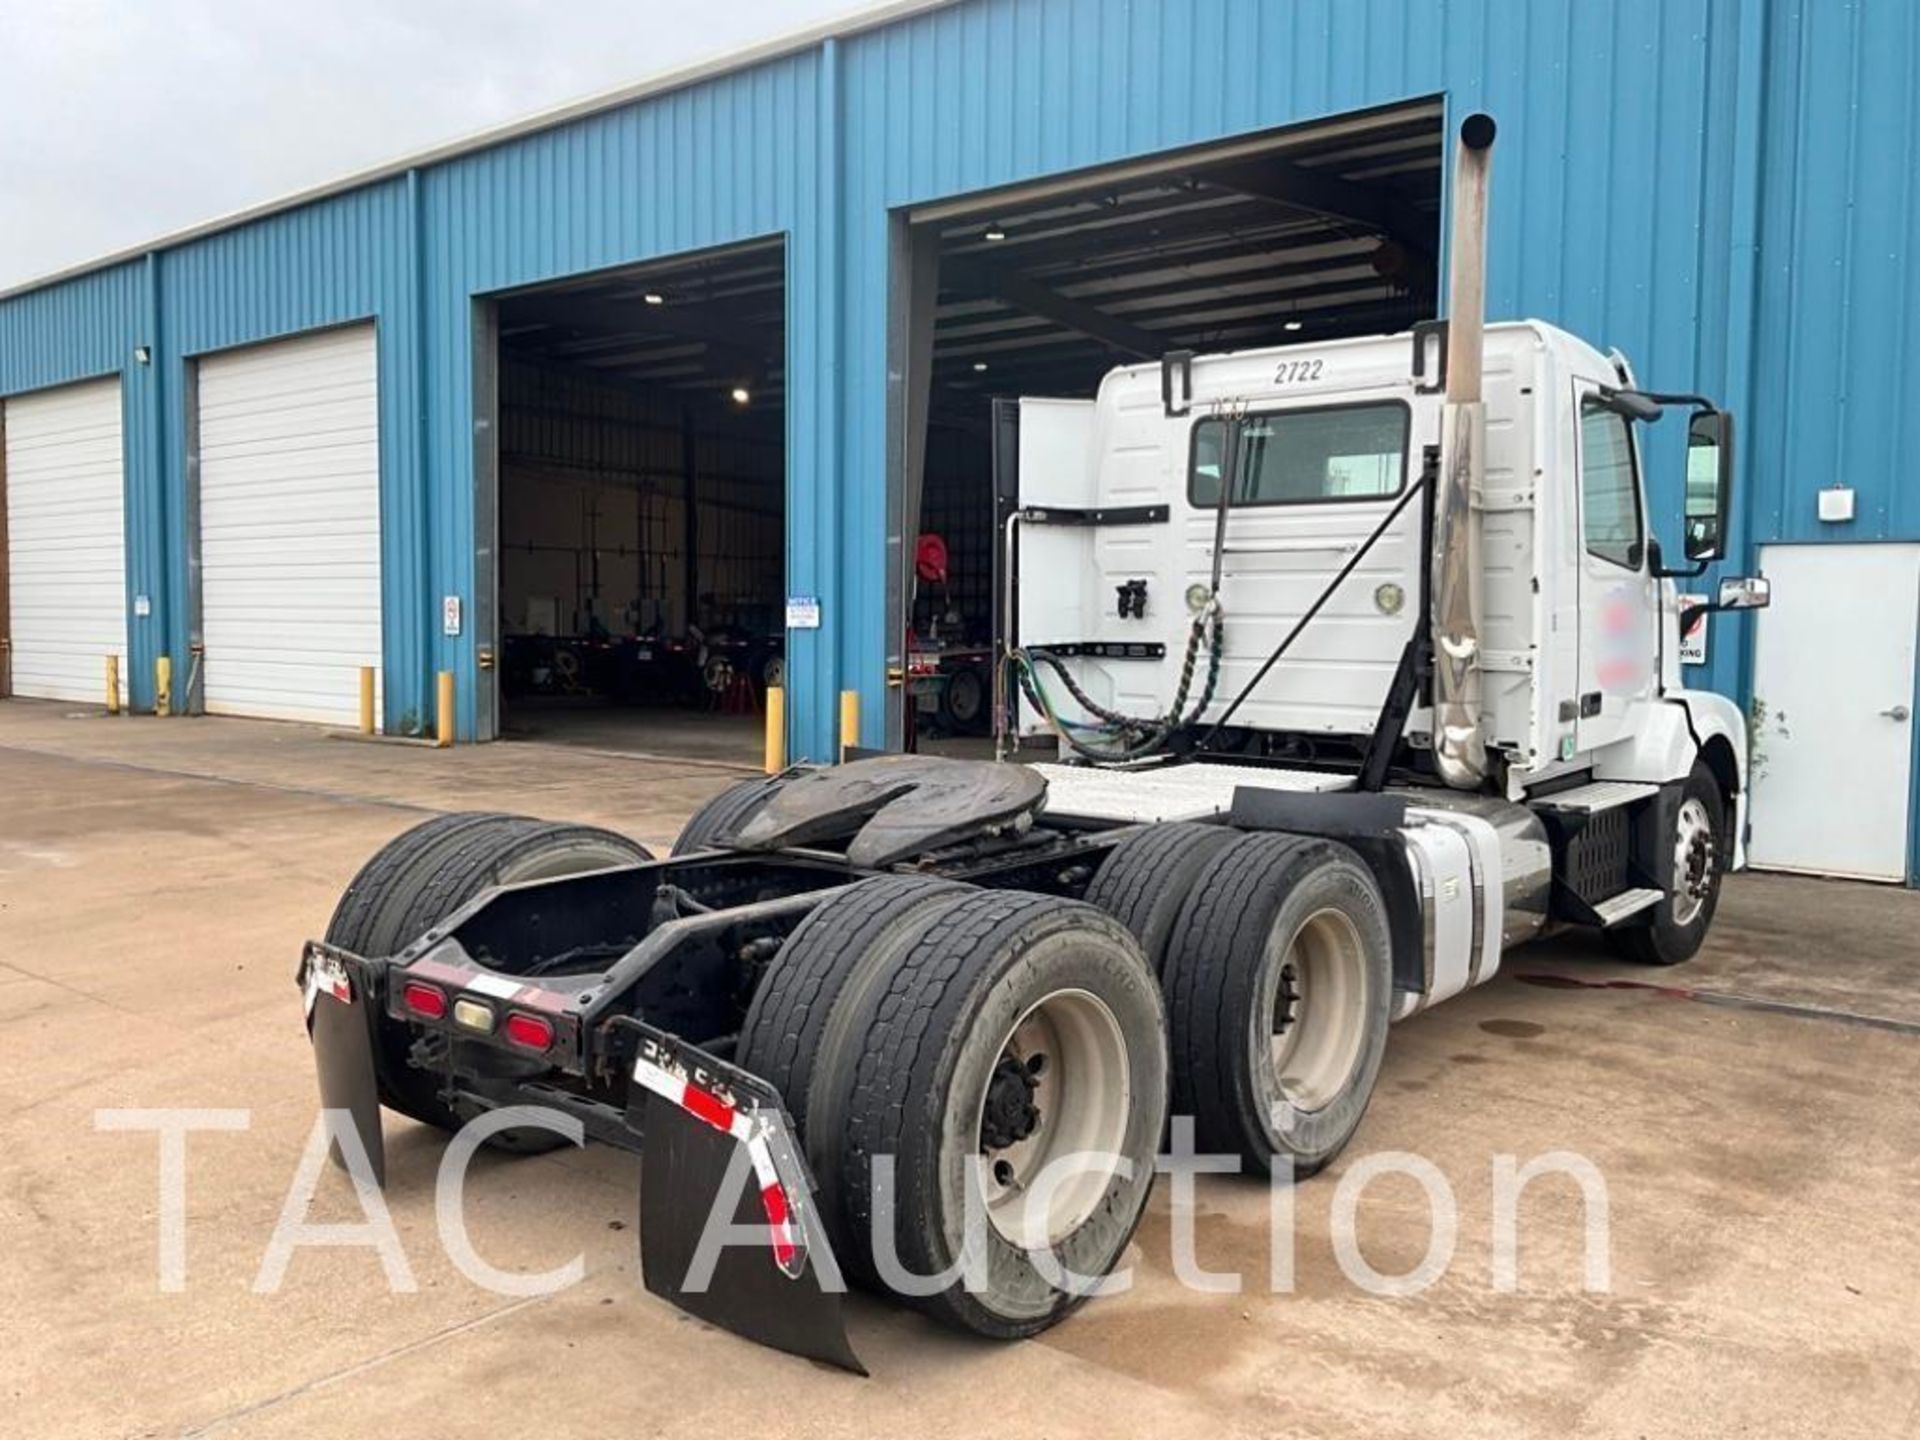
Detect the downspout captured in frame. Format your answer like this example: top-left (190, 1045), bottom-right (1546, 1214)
top-left (144, 249), bottom-right (167, 715)
top-left (408, 166), bottom-right (430, 738)
top-left (815, 35), bottom-right (844, 756)
top-left (1432, 113), bottom-right (1497, 790)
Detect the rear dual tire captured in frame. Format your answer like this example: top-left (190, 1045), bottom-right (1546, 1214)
top-left (741, 881), bottom-right (1167, 1339)
top-left (326, 812), bottom-right (651, 1146)
top-left (1084, 822), bottom-right (1239, 974)
top-left (1090, 829), bottom-right (1394, 1178)
top-left (671, 774), bottom-right (790, 855)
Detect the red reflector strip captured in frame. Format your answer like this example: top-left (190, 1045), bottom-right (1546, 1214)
top-left (746, 1129), bottom-right (803, 1277)
top-left (680, 1083), bottom-right (737, 1135)
top-left (760, 1182), bottom-right (798, 1273)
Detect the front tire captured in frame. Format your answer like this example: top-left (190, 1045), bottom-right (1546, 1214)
top-left (1609, 762), bottom-right (1726, 966)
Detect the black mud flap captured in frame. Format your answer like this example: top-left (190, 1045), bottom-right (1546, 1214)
top-left (624, 1022), bottom-right (865, 1375)
top-left (299, 941), bottom-right (387, 1185)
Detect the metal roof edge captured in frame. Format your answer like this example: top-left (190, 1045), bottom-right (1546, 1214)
top-left (0, 0), bottom-right (956, 303)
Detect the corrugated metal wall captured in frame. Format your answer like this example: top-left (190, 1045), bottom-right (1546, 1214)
top-left (0, 0), bottom-right (1915, 853)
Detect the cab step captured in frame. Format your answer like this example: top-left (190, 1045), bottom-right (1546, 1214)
top-left (1531, 780), bottom-right (1659, 815)
top-left (1590, 887), bottom-right (1664, 927)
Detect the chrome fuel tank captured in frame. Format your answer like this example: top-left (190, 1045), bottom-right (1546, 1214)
top-left (1387, 789), bottom-right (1552, 1016)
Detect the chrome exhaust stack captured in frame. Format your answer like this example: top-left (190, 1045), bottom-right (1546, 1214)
top-left (1432, 112), bottom-right (1496, 790)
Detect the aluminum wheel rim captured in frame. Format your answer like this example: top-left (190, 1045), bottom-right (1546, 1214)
top-left (1269, 908), bottom-right (1369, 1113)
top-left (1672, 796), bottom-right (1716, 927)
top-left (975, 988), bottom-right (1131, 1250)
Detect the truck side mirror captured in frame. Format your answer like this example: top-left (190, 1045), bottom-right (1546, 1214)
top-left (1678, 573), bottom-right (1769, 637)
top-left (1716, 574), bottom-right (1769, 610)
top-left (1684, 409), bottom-right (1734, 562)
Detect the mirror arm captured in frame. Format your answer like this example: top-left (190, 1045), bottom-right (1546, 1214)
top-left (1653, 555), bottom-right (1711, 580)
top-left (1636, 389), bottom-right (1718, 410)
top-left (1647, 535), bottom-right (1709, 581)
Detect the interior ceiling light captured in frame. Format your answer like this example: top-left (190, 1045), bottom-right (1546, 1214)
top-left (1283, 319), bottom-right (1304, 332)
top-left (972, 361), bottom-right (989, 372)
top-left (731, 386), bottom-right (752, 405)
top-left (983, 223), bottom-right (1007, 242)
top-left (643, 291), bottom-right (666, 305)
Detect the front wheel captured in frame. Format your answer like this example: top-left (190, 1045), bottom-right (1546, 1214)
top-left (1609, 762), bottom-right (1727, 966)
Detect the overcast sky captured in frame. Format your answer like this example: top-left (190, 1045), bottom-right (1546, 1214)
top-left (0, 0), bottom-right (858, 291)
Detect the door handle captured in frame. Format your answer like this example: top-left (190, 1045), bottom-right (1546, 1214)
top-left (1882, 704), bottom-right (1912, 722)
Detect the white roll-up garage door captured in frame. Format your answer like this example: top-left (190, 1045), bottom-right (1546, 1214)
top-left (3, 377), bottom-right (128, 704)
top-left (197, 324), bottom-right (381, 727)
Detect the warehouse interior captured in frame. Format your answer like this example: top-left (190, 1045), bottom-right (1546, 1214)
top-left (895, 100), bottom-right (1444, 752)
top-left (490, 240), bottom-right (785, 763)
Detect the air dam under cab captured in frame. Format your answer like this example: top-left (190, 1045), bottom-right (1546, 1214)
top-left (298, 113), bottom-right (1770, 1373)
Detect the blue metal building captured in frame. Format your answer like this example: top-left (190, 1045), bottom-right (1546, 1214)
top-left (1, 0), bottom-right (1917, 878)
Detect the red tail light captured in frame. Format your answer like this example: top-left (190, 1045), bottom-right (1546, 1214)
top-left (502, 1011), bottom-right (554, 1052)
top-left (402, 981), bottom-right (447, 1020)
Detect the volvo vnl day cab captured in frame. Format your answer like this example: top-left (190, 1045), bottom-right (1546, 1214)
top-left (297, 114), bottom-right (1770, 1372)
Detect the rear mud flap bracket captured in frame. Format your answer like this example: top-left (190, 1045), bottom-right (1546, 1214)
top-left (622, 1022), bottom-right (865, 1375)
top-left (299, 941), bottom-right (387, 1185)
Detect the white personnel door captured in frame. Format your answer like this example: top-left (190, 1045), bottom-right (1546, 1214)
top-left (1748, 543), bottom-right (1918, 881)
top-left (3, 377), bottom-right (128, 704)
top-left (196, 325), bottom-right (381, 727)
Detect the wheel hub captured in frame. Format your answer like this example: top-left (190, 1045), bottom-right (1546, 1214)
top-left (1672, 797), bottom-right (1717, 926)
top-left (979, 1054), bottom-right (1042, 1151)
top-left (1265, 908), bottom-right (1369, 1114)
top-left (973, 988), bottom-right (1130, 1249)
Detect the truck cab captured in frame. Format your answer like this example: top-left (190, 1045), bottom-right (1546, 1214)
top-left (1006, 319), bottom-right (1764, 865)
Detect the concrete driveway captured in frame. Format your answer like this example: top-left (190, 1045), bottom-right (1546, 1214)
top-left (1, 700), bottom-right (1915, 1438)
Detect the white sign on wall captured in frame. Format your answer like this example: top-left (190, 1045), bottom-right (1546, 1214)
top-left (785, 595), bottom-right (821, 630)
top-left (442, 595), bottom-right (462, 637)
top-left (1678, 595), bottom-right (1708, 667)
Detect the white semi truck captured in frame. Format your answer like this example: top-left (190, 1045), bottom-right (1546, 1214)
top-left (298, 114), bottom-right (1769, 1372)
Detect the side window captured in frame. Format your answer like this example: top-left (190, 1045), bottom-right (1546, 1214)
top-left (1579, 398), bottom-right (1643, 568)
top-left (1190, 417), bottom-right (1228, 507)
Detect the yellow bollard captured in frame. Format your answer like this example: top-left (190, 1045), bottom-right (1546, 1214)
top-left (358, 666), bottom-right (376, 736)
top-left (436, 670), bottom-right (455, 748)
top-left (104, 656), bottom-right (120, 715)
top-left (839, 689), bottom-right (860, 762)
top-left (763, 685), bottom-right (786, 774)
top-left (154, 655), bottom-right (172, 717)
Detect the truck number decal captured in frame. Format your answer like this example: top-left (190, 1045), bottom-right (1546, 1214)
top-left (1273, 358), bottom-right (1324, 384)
